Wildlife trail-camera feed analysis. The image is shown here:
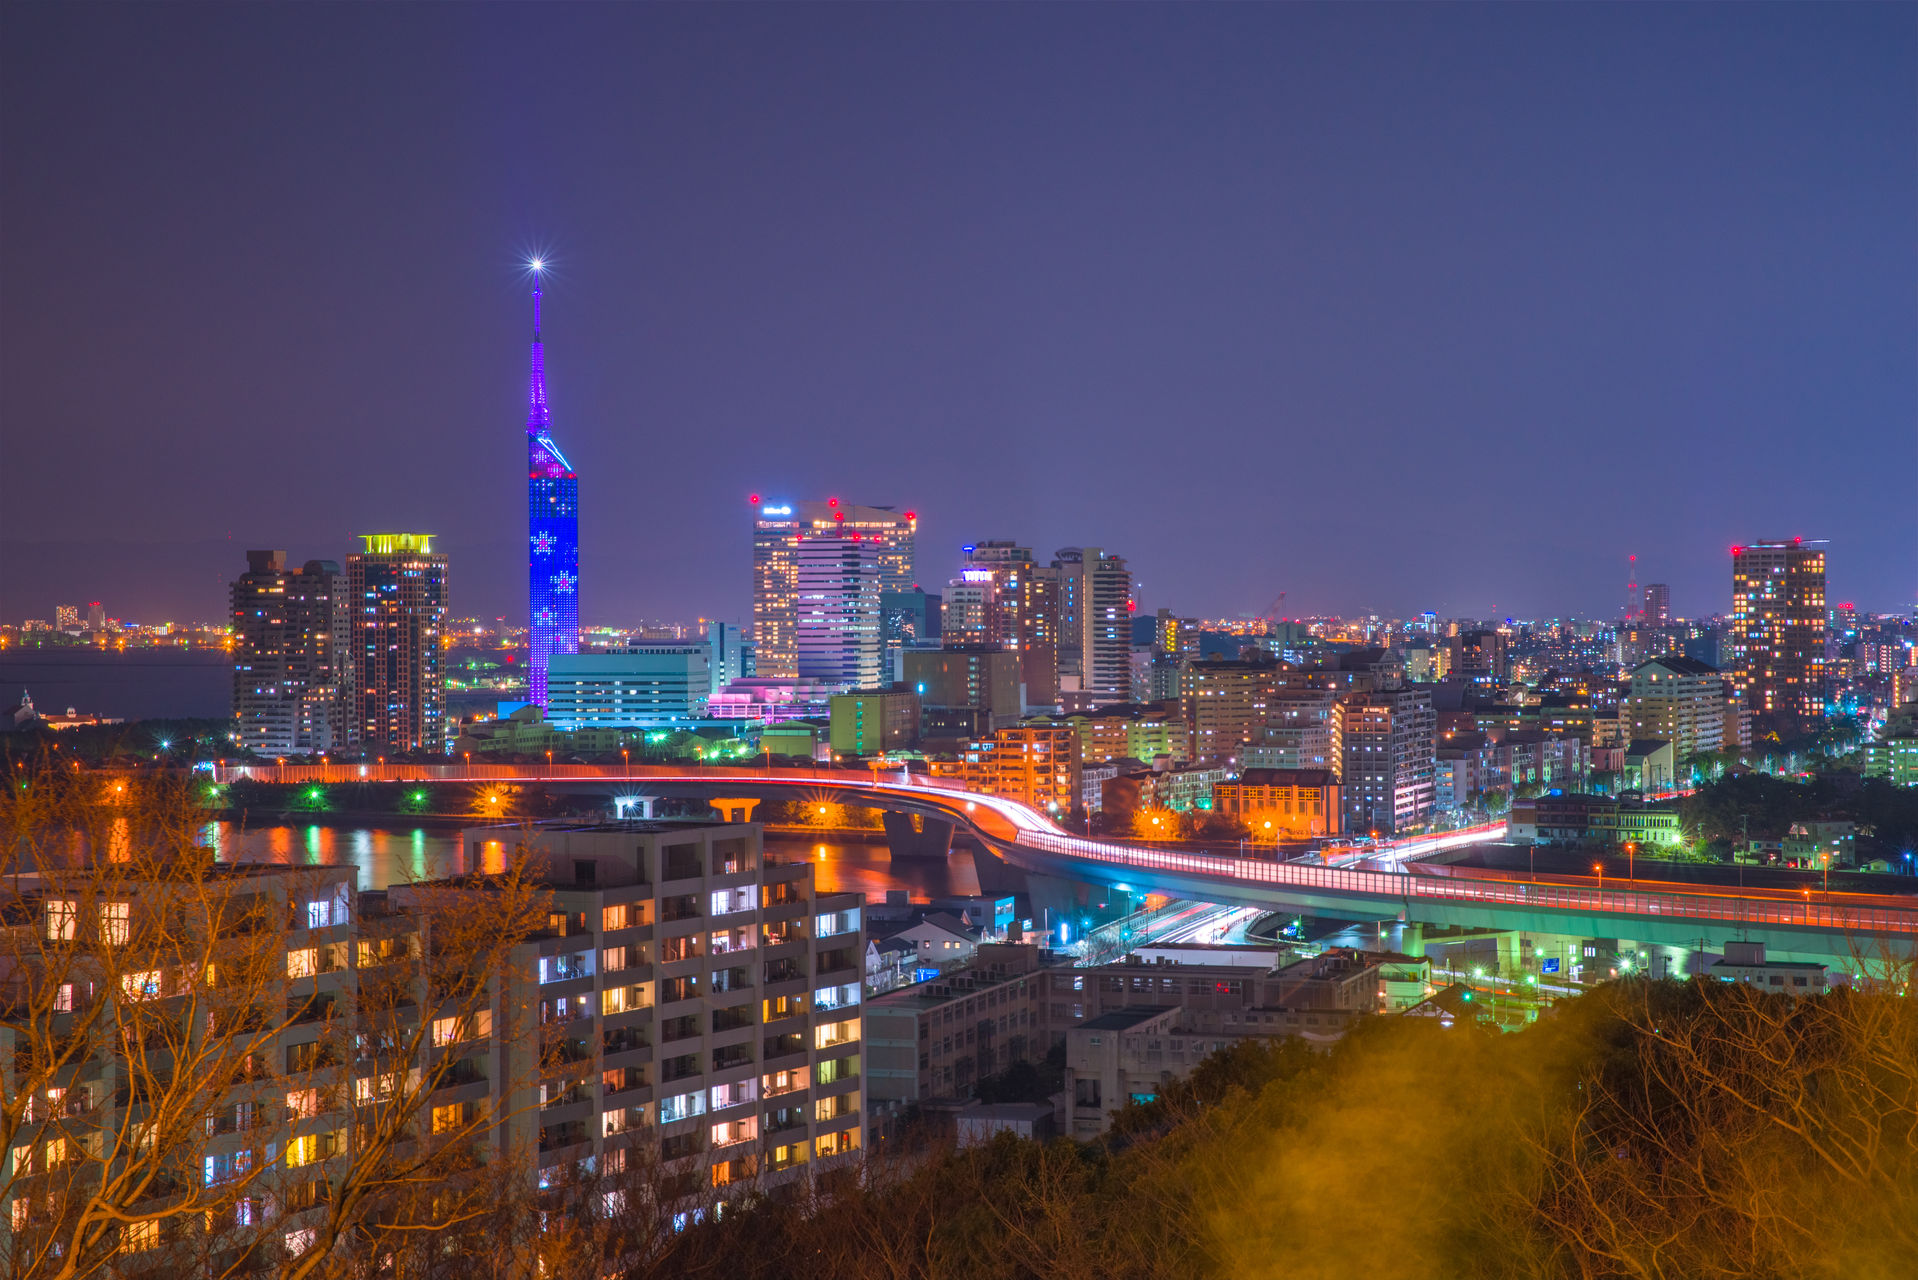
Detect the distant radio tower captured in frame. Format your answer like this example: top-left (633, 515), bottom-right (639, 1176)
top-left (1625, 554), bottom-right (1640, 622)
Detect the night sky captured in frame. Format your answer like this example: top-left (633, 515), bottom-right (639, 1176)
top-left (3, 4), bottom-right (1912, 627)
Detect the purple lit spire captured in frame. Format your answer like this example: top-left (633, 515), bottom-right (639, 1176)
top-left (525, 260), bottom-right (578, 708)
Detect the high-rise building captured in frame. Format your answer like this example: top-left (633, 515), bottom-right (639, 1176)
top-left (86, 602), bottom-right (105, 631)
top-left (347, 534), bottom-right (448, 754)
top-left (753, 500), bottom-right (915, 678)
top-left (1642, 583), bottom-right (1671, 626)
top-left (963, 542), bottom-right (1063, 706)
top-left (706, 621), bottom-right (750, 699)
top-left (1444, 629), bottom-right (1506, 687)
top-left (1339, 686), bottom-right (1436, 837)
top-left (231, 551), bottom-right (351, 754)
top-left (1730, 540), bottom-right (1828, 726)
top-left (53, 605), bottom-right (79, 631)
top-left (1154, 609), bottom-right (1201, 660)
top-left (795, 533), bottom-right (882, 691)
top-left (1055, 547), bottom-right (1132, 707)
top-left (525, 270), bottom-right (579, 709)
top-left (442, 820), bottom-right (867, 1196)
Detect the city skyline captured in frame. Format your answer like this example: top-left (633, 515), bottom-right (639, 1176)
top-left (2, 5), bottom-right (1912, 626)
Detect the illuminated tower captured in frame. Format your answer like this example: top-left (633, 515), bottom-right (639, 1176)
top-left (1730, 539), bottom-right (1827, 727)
top-left (525, 265), bottom-right (579, 707)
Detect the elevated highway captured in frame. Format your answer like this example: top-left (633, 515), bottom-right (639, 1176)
top-left (213, 761), bottom-right (1918, 961)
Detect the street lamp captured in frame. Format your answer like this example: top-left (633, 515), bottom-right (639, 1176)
top-left (1594, 862), bottom-right (1604, 895)
top-left (1626, 841), bottom-right (1635, 882)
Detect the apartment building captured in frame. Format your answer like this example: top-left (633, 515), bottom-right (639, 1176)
top-left (1184, 658), bottom-right (1285, 764)
top-left (1622, 656), bottom-right (1727, 759)
top-left (2, 862), bottom-right (415, 1272)
top-left (1065, 702), bottom-right (1192, 765)
top-left (927, 720), bottom-right (1081, 814)
top-left (865, 944), bottom-right (1045, 1112)
top-left (447, 820), bottom-right (866, 1193)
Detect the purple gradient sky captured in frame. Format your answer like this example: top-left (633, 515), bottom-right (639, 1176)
top-left (2, 4), bottom-right (1913, 627)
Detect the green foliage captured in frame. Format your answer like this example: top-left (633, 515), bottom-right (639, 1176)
top-left (625, 979), bottom-right (1916, 1280)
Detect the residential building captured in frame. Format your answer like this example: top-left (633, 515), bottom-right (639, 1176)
top-left (546, 645), bottom-right (712, 730)
top-left (1211, 768), bottom-right (1341, 838)
top-left (1642, 583), bottom-right (1670, 626)
top-left (1054, 547), bottom-right (1133, 707)
top-left (231, 550), bottom-right (351, 754)
top-left (1245, 688), bottom-right (1341, 772)
top-left (927, 721), bottom-right (1081, 815)
top-left (1339, 686), bottom-right (1436, 836)
top-left (448, 819), bottom-right (866, 1190)
top-left (1154, 610), bottom-right (1202, 660)
top-left (828, 688), bottom-right (921, 755)
top-left (865, 945), bottom-right (1043, 1111)
top-left (1729, 540), bottom-right (1828, 727)
top-left (524, 273), bottom-right (580, 709)
top-left (1622, 656), bottom-right (1726, 759)
top-left (1863, 735), bottom-right (1918, 787)
top-left (1184, 658), bottom-right (1285, 764)
top-left (1065, 702), bottom-right (1192, 765)
top-left (1445, 630), bottom-right (1506, 687)
top-left (347, 534), bottom-right (448, 754)
top-left (795, 534), bottom-right (882, 692)
top-left (752, 501), bottom-right (916, 678)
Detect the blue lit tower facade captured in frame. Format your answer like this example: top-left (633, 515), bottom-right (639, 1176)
top-left (525, 269), bottom-right (579, 707)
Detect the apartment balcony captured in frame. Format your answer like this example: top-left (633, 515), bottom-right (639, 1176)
top-left (711, 1045), bottom-right (754, 1074)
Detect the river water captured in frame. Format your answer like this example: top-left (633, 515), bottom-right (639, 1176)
top-left (201, 821), bottom-right (983, 901)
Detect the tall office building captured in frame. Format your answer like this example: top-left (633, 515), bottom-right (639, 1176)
top-left (753, 500), bottom-right (915, 678)
top-left (1339, 686), bottom-right (1436, 837)
top-left (1730, 540), bottom-right (1828, 726)
top-left (1055, 547), bottom-right (1132, 707)
top-left (53, 605), bottom-right (79, 631)
top-left (231, 551), bottom-right (351, 754)
top-left (348, 534), bottom-right (448, 753)
top-left (795, 533), bottom-right (882, 691)
top-left (706, 620), bottom-right (750, 699)
top-left (526, 269), bottom-right (579, 708)
top-left (964, 542), bottom-right (1063, 706)
top-left (1642, 583), bottom-right (1671, 626)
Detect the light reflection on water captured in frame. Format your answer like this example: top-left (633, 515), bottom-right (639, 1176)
top-left (200, 823), bottom-right (984, 901)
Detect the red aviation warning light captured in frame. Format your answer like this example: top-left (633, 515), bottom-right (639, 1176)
top-left (749, 494), bottom-right (761, 504)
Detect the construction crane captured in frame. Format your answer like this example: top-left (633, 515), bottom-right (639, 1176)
top-left (1261, 592), bottom-right (1288, 630)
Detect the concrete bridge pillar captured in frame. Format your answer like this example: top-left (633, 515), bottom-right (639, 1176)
top-left (881, 811), bottom-right (955, 860)
top-left (708, 797), bottom-right (762, 824)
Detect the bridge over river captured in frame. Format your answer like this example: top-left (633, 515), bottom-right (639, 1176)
top-left (213, 762), bottom-right (1918, 962)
